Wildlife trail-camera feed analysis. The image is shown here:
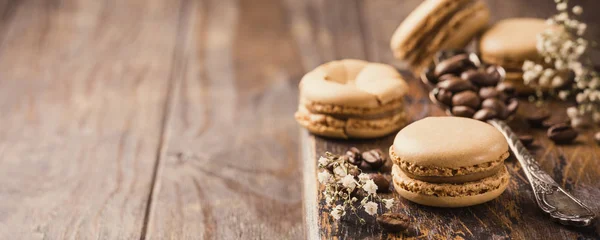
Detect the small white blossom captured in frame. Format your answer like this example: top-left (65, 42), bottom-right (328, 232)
top-left (555, 12), bottom-right (568, 22)
top-left (533, 64), bottom-right (544, 73)
top-left (559, 90), bottom-right (571, 100)
top-left (577, 23), bottom-right (587, 36)
top-left (554, 59), bottom-right (566, 70)
top-left (522, 60), bottom-right (536, 71)
top-left (339, 175), bottom-right (356, 191)
top-left (572, 5), bottom-right (583, 15)
top-left (543, 68), bottom-right (556, 77)
top-left (333, 166), bottom-right (347, 177)
top-left (362, 179), bottom-right (378, 195)
top-left (363, 201), bottom-right (378, 216)
top-left (318, 170), bottom-right (332, 184)
top-left (556, 2), bottom-right (567, 11)
top-left (382, 199), bottom-right (394, 210)
top-left (331, 205), bottom-right (345, 220)
top-left (551, 75), bottom-right (565, 88)
top-left (325, 195), bottom-right (334, 205)
top-left (318, 156), bottom-right (330, 166)
top-left (358, 173), bottom-right (370, 183)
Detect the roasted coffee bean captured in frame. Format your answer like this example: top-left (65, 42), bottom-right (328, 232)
top-left (435, 88), bottom-right (453, 106)
top-left (377, 213), bottom-right (410, 232)
top-left (379, 161), bottom-right (393, 173)
top-left (594, 131), bottom-right (600, 145)
top-left (438, 74), bottom-right (457, 82)
top-left (434, 54), bottom-right (475, 77)
top-left (461, 70), bottom-right (495, 87)
top-left (370, 173), bottom-right (390, 193)
top-left (436, 78), bottom-right (474, 93)
top-left (526, 108), bottom-right (551, 127)
top-left (362, 149), bottom-right (385, 170)
top-left (452, 106), bottom-right (476, 118)
top-left (506, 99), bottom-right (519, 115)
top-left (345, 147), bottom-right (362, 165)
top-left (434, 49), bottom-right (467, 63)
top-left (485, 65), bottom-right (502, 86)
top-left (497, 82), bottom-right (517, 96)
top-left (518, 135), bottom-right (534, 147)
top-left (473, 108), bottom-right (498, 121)
top-left (479, 87), bottom-right (499, 99)
top-left (359, 160), bottom-right (373, 171)
top-left (452, 91), bottom-right (480, 109)
top-left (547, 123), bottom-right (578, 144)
top-left (482, 98), bottom-right (507, 117)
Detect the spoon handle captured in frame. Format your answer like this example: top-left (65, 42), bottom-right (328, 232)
top-left (488, 119), bottom-right (596, 227)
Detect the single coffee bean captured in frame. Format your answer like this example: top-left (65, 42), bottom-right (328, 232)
top-left (345, 147), bottom-right (362, 165)
top-left (479, 87), bottom-right (499, 99)
top-left (484, 66), bottom-right (502, 86)
top-left (473, 108), bottom-right (498, 121)
top-left (461, 69), bottom-right (493, 87)
top-left (362, 149), bottom-right (385, 170)
top-left (506, 99), bottom-right (519, 115)
top-left (526, 108), bottom-right (551, 127)
top-left (434, 49), bottom-right (467, 63)
top-left (518, 135), bottom-right (534, 147)
top-left (436, 88), bottom-right (453, 106)
top-left (359, 160), bottom-right (373, 171)
top-left (438, 74), bottom-right (456, 82)
top-left (481, 98), bottom-right (507, 117)
top-left (547, 123), bottom-right (578, 144)
top-left (369, 173), bottom-right (390, 193)
top-left (377, 213), bottom-right (410, 232)
top-left (497, 82), bottom-right (516, 96)
top-left (452, 91), bottom-right (480, 109)
top-left (434, 54), bottom-right (475, 77)
top-left (594, 131), bottom-right (600, 145)
top-left (436, 78), bottom-right (474, 93)
top-left (452, 106), bottom-right (476, 118)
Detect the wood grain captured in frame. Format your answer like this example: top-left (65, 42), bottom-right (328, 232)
top-left (303, 0), bottom-right (600, 239)
top-left (0, 0), bottom-right (184, 239)
top-left (144, 0), bottom-right (306, 239)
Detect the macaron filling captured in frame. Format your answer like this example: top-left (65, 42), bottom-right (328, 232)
top-left (392, 164), bottom-right (510, 197)
top-left (301, 98), bottom-right (405, 120)
top-left (390, 146), bottom-right (509, 180)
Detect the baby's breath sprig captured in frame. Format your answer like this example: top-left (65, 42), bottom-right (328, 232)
top-left (522, 0), bottom-right (600, 127)
top-left (317, 152), bottom-right (394, 223)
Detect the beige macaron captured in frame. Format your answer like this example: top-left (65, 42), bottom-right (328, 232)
top-left (295, 59), bottom-right (409, 139)
top-left (390, 0), bottom-right (490, 74)
top-left (390, 117), bottom-right (510, 207)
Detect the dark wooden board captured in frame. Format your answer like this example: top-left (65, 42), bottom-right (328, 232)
top-left (302, 0), bottom-right (600, 239)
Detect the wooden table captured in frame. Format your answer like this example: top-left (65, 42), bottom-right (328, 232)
top-left (0, 0), bottom-right (598, 239)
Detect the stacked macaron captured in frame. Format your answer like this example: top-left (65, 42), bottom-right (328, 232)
top-left (295, 59), bottom-right (409, 139)
top-left (390, 0), bottom-right (490, 74)
top-left (480, 18), bottom-right (566, 94)
top-left (390, 117), bottom-right (510, 207)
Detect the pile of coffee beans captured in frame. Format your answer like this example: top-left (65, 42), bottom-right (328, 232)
top-left (425, 53), bottom-right (519, 121)
top-left (343, 147), bottom-right (391, 192)
top-left (524, 108), bottom-right (579, 144)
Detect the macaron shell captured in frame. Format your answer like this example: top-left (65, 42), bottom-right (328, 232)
top-left (299, 59), bottom-right (407, 108)
top-left (392, 164), bottom-right (510, 207)
top-left (480, 18), bottom-right (549, 69)
top-left (393, 117), bottom-right (509, 168)
top-left (390, 0), bottom-right (471, 59)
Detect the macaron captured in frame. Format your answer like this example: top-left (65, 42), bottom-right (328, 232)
top-left (479, 18), bottom-right (550, 94)
top-left (295, 59), bottom-right (409, 139)
top-left (390, 0), bottom-right (490, 74)
top-left (390, 117), bottom-right (510, 207)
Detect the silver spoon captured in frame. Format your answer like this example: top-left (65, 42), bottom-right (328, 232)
top-left (421, 52), bottom-right (596, 227)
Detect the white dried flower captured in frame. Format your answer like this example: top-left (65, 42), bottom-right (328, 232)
top-left (572, 5), bottom-right (583, 15)
top-left (358, 173), bottom-right (370, 183)
top-left (318, 156), bottom-right (330, 166)
top-left (559, 90), bottom-right (571, 100)
top-left (318, 170), bottom-right (332, 184)
top-left (556, 2), bottom-right (567, 11)
top-left (543, 68), bottom-right (556, 77)
top-left (533, 64), bottom-right (544, 73)
top-left (551, 75), bottom-right (566, 88)
top-left (382, 198), bottom-right (394, 210)
top-left (331, 205), bottom-right (345, 220)
top-left (577, 23), bottom-right (587, 36)
top-left (362, 179), bottom-right (378, 195)
top-left (339, 175), bottom-right (356, 191)
top-left (576, 93), bottom-right (587, 103)
top-left (555, 12), bottom-right (568, 22)
top-left (333, 165), bottom-right (347, 177)
top-left (554, 59), bottom-right (566, 70)
top-left (363, 201), bottom-right (378, 216)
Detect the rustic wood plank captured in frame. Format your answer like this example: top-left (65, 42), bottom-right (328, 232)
top-left (0, 0), bottom-right (185, 239)
top-left (144, 0), bottom-right (307, 238)
top-left (304, 0), bottom-right (600, 239)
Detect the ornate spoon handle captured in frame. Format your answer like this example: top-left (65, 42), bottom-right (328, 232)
top-left (488, 119), bottom-right (596, 227)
